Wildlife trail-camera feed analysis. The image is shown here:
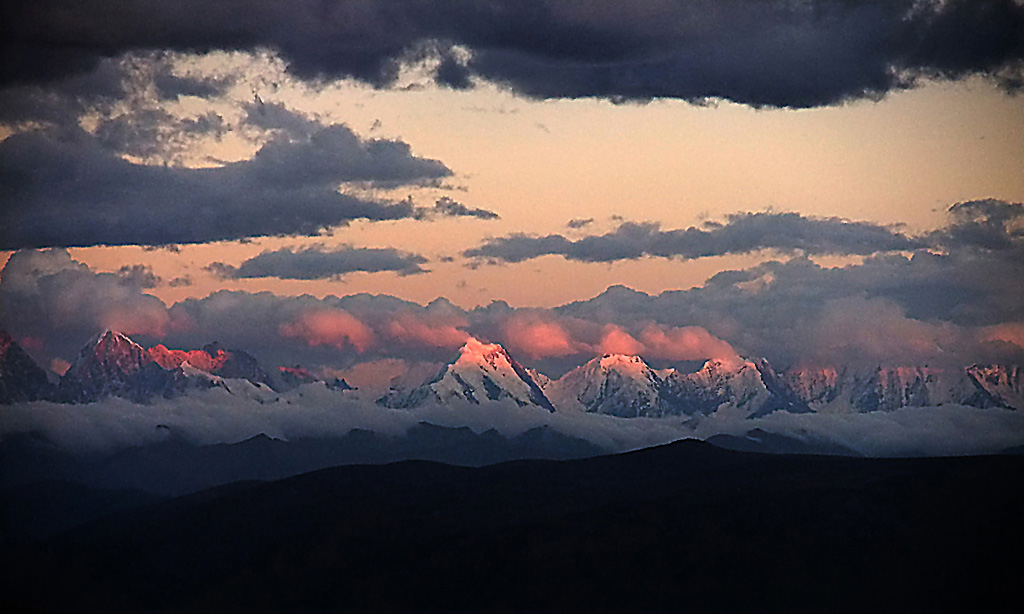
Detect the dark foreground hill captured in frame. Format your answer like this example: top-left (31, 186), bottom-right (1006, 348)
top-left (1, 441), bottom-right (1022, 613)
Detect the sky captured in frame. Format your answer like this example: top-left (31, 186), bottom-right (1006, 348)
top-left (1, 0), bottom-right (1023, 379)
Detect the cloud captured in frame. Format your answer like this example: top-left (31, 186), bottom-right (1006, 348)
top-left (385, 312), bottom-right (471, 350)
top-left (279, 309), bottom-right (377, 353)
top-left (466, 213), bottom-right (922, 264)
top-left (499, 313), bottom-right (582, 359)
top-left (637, 325), bottom-right (739, 362)
top-left (117, 264), bottom-right (162, 289)
top-left (0, 249), bottom-right (171, 360)
top-left (597, 324), bottom-right (644, 356)
top-left (978, 323), bottom-right (1024, 351)
top-left (800, 296), bottom-right (962, 365)
top-left (0, 123), bottom-right (451, 248)
top-left (93, 108), bottom-right (228, 161)
top-left (212, 245), bottom-right (428, 280)
top-left (2, 385), bottom-right (1022, 459)
top-left (420, 196), bottom-right (499, 220)
top-left (3, 1), bottom-right (1020, 107)
top-left (931, 199), bottom-right (1024, 253)
top-left (3, 199), bottom-right (1023, 375)
top-left (152, 70), bottom-right (232, 101)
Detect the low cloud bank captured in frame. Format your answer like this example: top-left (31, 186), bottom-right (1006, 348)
top-left (2, 385), bottom-right (1020, 458)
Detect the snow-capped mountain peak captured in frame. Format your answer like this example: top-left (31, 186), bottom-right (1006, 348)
top-left (59, 330), bottom-right (169, 403)
top-left (378, 337), bottom-right (555, 411)
top-left (547, 354), bottom-right (665, 417)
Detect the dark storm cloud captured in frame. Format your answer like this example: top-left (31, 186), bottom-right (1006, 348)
top-left (152, 71), bottom-right (232, 100)
top-left (2, 1), bottom-right (1021, 107)
top-left (93, 109), bottom-right (228, 160)
top-left (465, 213), bottom-right (922, 264)
top-left (211, 245), bottom-right (429, 280)
top-left (0, 122), bottom-right (452, 249)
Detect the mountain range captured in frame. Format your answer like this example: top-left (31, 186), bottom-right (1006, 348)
top-left (1, 329), bottom-right (1020, 415)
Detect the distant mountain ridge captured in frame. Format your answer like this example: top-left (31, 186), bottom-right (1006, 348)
top-left (0, 329), bottom-right (353, 404)
top-left (0, 329), bottom-right (1020, 414)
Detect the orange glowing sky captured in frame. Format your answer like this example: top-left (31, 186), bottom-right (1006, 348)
top-left (2, 1), bottom-right (1024, 375)
top-left (2, 64), bottom-right (1020, 310)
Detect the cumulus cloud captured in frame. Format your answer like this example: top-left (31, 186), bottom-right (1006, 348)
top-left (499, 313), bottom-right (583, 359)
top-left (0, 249), bottom-right (171, 361)
top-left (3, 199), bottom-right (1022, 376)
top-left (597, 324), bottom-right (645, 356)
top-left (0, 123), bottom-right (451, 248)
top-left (211, 245), bottom-right (428, 280)
top-left (800, 296), bottom-right (962, 365)
top-left (279, 308), bottom-right (377, 353)
top-left (116, 264), bottom-right (162, 289)
top-left (2, 1), bottom-right (1021, 107)
top-left (465, 213), bottom-right (922, 264)
top-left (638, 325), bottom-right (739, 362)
top-left (931, 198), bottom-right (1024, 253)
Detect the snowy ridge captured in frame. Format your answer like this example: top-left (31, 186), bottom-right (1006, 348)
top-left (782, 365), bottom-right (1017, 413)
top-left (546, 354), bottom-right (666, 417)
top-left (378, 338), bottom-right (555, 411)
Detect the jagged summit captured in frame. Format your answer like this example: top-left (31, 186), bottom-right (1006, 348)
top-left (659, 356), bottom-right (811, 418)
top-left (0, 329), bottom-right (54, 403)
top-left (278, 365), bottom-right (354, 391)
top-left (783, 363), bottom-right (1019, 412)
top-left (547, 354), bottom-right (665, 417)
top-left (546, 353), bottom-right (809, 418)
top-left (378, 337), bottom-right (555, 411)
top-left (59, 329), bottom-right (169, 403)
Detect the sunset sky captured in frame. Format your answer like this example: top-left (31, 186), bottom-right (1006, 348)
top-left (1, 0), bottom-right (1022, 379)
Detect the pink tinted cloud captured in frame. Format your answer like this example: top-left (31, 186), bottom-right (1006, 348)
top-left (978, 323), bottom-right (1024, 350)
top-left (386, 312), bottom-right (470, 349)
top-left (501, 314), bottom-right (580, 359)
top-left (279, 309), bottom-right (376, 352)
top-left (598, 324), bottom-right (644, 356)
top-left (638, 324), bottom-right (738, 361)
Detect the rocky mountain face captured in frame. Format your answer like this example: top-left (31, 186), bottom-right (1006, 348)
top-left (149, 342), bottom-right (275, 389)
top-left (0, 330), bottom-right (352, 405)
top-left (545, 354), bottom-right (672, 417)
top-left (278, 366), bottom-right (353, 392)
top-left (378, 337), bottom-right (555, 411)
top-left (57, 331), bottom-right (178, 403)
top-left (0, 330), bottom-right (54, 403)
top-left (545, 354), bottom-right (811, 418)
top-left (782, 365), bottom-right (1020, 412)
top-left (660, 357), bottom-right (812, 418)
top-left (966, 364), bottom-right (1023, 412)
top-left (0, 329), bottom-right (1020, 414)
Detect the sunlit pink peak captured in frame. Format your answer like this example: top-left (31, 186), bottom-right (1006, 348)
top-left (597, 354), bottom-right (651, 376)
top-left (455, 337), bottom-right (513, 369)
top-left (700, 354), bottom-right (748, 373)
top-left (91, 329), bottom-right (134, 347)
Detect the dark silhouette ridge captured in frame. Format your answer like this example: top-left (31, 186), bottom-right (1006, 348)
top-left (1, 440), bottom-right (1020, 613)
